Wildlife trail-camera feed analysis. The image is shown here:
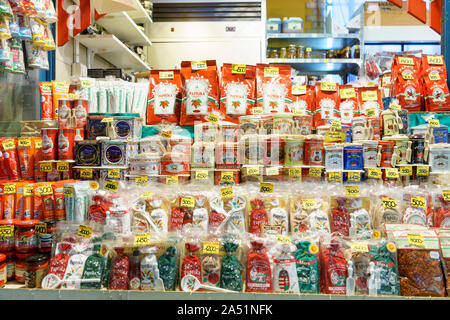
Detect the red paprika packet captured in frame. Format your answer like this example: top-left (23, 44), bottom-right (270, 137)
top-left (391, 55), bottom-right (421, 85)
top-left (395, 75), bottom-right (423, 112)
top-left (249, 198), bottom-right (268, 237)
top-left (1, 181), bottom-right (16, 220)
top-left (108, 248), bottom-right (130, 290)
top-left (422, 73), bottom-right (450, 112)
top-left (319, 236), bottom-right (348, 294)
top-left (147, 69), bottom-right (182, 125)
top-left (39, 81), bottom-right (53, 120)
top-left (220, 63), bottom-right (256, 123)
top-left (338, 85), bottom-right (359, 126)
top-left (32, 137), bottom-right (46, 182)
top-left (291, 85), bottom-right (314, 117)
top-left (357, 86), bottom-right (383, 118)
top-left (421, 54), bottom-right (447, 80)
top-left (14, 182), bottom-right (32, 221)
top-left (180, 60), bottom-right (220, 126)
top-left (17, 137), bottom-right (34, 180)
top-left (180, 242), bottom-right (202, 290)
top-left (0, 148), bottom-right (9, 180)
top-left (313, 82), bottom-right (340, 127)
top-left (331, 197), bottom-right (350, 236)
top-left (0, 138), bottom-right (21, 180)
top-left (256, 64), bottom-right (292, 115)
top-left (245, 240), bottom-right (273, 293)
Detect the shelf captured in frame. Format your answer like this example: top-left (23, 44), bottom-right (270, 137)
top-left (267, 33), bottom-right (360, 39)
top-left (125, 0), bottom-right (153, 24)
top-left (265, 58), bottom-right (361, 73)
top-left (76, 34), bottom-right (150, 72)
top-left (97, 12), bottom-right (152, 46)
top-left (267, 33), bottom-right (360, 51)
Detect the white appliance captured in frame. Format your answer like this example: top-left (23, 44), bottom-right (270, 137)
top-left (146, 0), bottom-right (266, 69)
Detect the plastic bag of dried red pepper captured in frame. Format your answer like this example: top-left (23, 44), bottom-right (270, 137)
top-left (245, 239), bottom-right (273, 293)
top-left (249, 198), bottom-right (268, 237)
top-left (108, 247), bottom-right (130, 290)
top-left (393, 229), bottom-right (445, 297)
top-left (331, 197), bottom-right (351, 236)
top-left (180, 242), bottom-right (202, 290)
top-left (436, 229), bottom-right (450, 295)
top-left (319, 235), bottom-right (348, 294)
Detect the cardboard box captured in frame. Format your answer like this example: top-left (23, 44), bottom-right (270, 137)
top-left (365, 1), bottom-right (426, 26)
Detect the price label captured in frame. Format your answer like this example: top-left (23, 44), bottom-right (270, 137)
top-left (389, 103), bottom-right (401, 111)
top-left (202, 241), bottom-right (220, 255)
top-left (101, 117), bottom-right (114, 123)
top-left (411, 196), bottom-right (426, 209)
top-left (18, 137), bottom-right (31, 148)
top-left (368, 168), bottom-right (382, 179)
top-left (35, 139), bottom-right (42, 149)
top-left (232, 64), bottom-right (246, 74)
top-left (41, 82), bottom-right (52, 91)
top-left (264, 67), bottom-right (279, 77)
top-left (40, 162), bottom-right (52, 172)
top-left (292, 85), bottom-right (307, 95)
top-left (328, 172), bottom-right (342, 182)
top-left (345, 185), bottom-right (360, 197)
top-left (39, 184), bottom-right (53, 196)
top-left (80, 168), bottom-right (93, 178)
top-left (35, 222), bottom-right (47, 235)
top-left (78, 225), bottom-right (93, 238)
top-left (108, 169), bottom-right (121, 179)
top-left (3, 183), bottom-right (15, 194)
top-left (324, 131), bottom-right (346, 143)
top-left (348, 172), bottom-right (360, 182)
top-left (382, 198), bottom-right (398, 209)
top-left (195, 171), bottom-right (209, 180)
top-left (428, 119), bottom-right (440, 127)
top-left (57, 162), bottom-right (69, 172)
top-left (191, 61), bottom-right (207, 70)
top-left (2, 139), bottom-right (15, 151)
top-left (68, 93), bottom-right (79, 100)
top-left (160, 130), bottom-right (172, 139)
top-left (306, 47), bottom-right (312, 52)
top-left (427, 55), bottom-right (444, 65)
top-left (416, 166), bottom-right (429, 176)
top-left (259, 183), bottom-right (273, 193)
top-left (309, 168), bottom-right (322, 177)
top-left (400, 166), bottom-right (413, 176)
top-left (221, 172), bottom-right (234, 182)
top-left (207, 113), bottom-right (219, 123)
top-left (53, 81), bottom-right (68, 88)
top-left (408, 234), bottom-right (425, 247)
top-left (159, 71), bottom-right (174, 79)
top-left (266, 166), bottom-right (279, 176)
top-left (366, 108), bottom-right (375, 117)
top-left (275, 235), bottom-right (291, 244)
top-left (104, 180), bottom-right (119, 192)
top-left (442, 190), bottom-right (450, 202)
top-left (429, 73), bottom-right (441, 81)
top-left (289, 167), bottom-right (302, 178)
top-left (340, 87), bottom-right (356, 99)
top-left (0, 225), bottom-right (14, 238)
top-left (402, 73), bottom-right (414, 80)
top-left (135, 176), bottom-right (148, 186)
top-left (351, 242), bottom-right (369, 253)
top-left (398, 57), bottom-right (414, 65)
top-left (134, 233), bottom-right (151, 246)
top-left (362, 90), bottom-right (378, 101)
top-left (63, 186), bottom-right (74, 197)
top-left (166, 175), bottom-right (178, 185)
top-left (330, 120), bottom-right (342, 130)
top-left (302, 199), bottom-right (317, 210)
top-left (385, 168), bottom-right (399, 179)
top-left (81, 79), bottom-right (93, 88)
top-left (24, 185), bottom-right (33, 196)
top-left (246, 166), bottom-right (260, 176)
top-left (321, 82), bottom-right (337, 92)
top-left (251, 107), bottom-right (263, 115)
top-left (221, 186), bottom-right (234, 199)
top-left (140, 192), bottom-right (154, 199)
top-left (292, 108), bottom-right (305, 116)
top-left (181, 196), bottom-right (195, 208)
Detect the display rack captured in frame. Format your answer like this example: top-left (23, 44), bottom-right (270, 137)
top-left (126, 0), bottom-right (153, 24)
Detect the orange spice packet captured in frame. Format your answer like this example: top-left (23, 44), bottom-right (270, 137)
top-left (17, 137), bottom-right (35, 180)
top-left (32, 137), bottom-right (46, 182)
top-left (1, 181), bottom-right (16, 220)
top-left (51, 81), bottom-right (70, 119)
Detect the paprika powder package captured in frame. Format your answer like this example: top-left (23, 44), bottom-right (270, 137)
top-left (330, 196), bottom-right (351, 236)
top-left (422, 73), bottom-right (450, 112)
top-left (180, 60), bottom-right (219, 126)
top-left (39, 81), bottom-right (53, 120)
top-left (291, 85), bottom-right (314, 117)
top-left (33, 137), bottom-right (46, 182)
top-left (391, 55), bottom-right (421, 84)
top-left (14, 182), bottom-right (32, 220)
top-left (255, 64), bottom-right (292, 115)
top-left (220, 237), bottom-right (243, 292)
top-left (108, 247), bottom-right (129, 290)
top-left (393, 229), bottom-right (445, 297)
top-left (357, 86), bottom-right (383, 118)
top-left (220, 63), bottom-right (256, 123)
top-left (421, 54), bottom-right (447, 79)
top-left (51, 80), bottom-right (70, 119)
top-left (0, 138), bottom-right (20, 180)
top-left (395, 75), bottom-right (423, 112)
top-left (272, 242), bottom-right (299, 293)
top-left (201, 243), bottom-right (221, 289)
top-left (248, 197), bottom-right (268, 237)
top-left (158, 245), bottom-right (178, 291)
top-left (17, 137), bottom-right (34, 180)
top-left (319, 235), bottom-right (348, 294)
top-left (0, 148), bottom-right (9, 180)
top-left (338, 85), bottom-right (359, 126)
top-left (147, 69), bottom-right (182, 125)
top-left (180, 242), bottom-right (202, 290)
top-left (169, 192), bottom-right (210, 233)
top-left (370, 187), bottom-right (403, 230)
top-left (208, 193), bottom-right (247, 234)
top-left (294, 239), bottom-right (320, 293)
top-left (313, 82), bottom-right (340, 128)
top-left (245, 239), bottom-right (273, 293)
top-left (1, 181), bottom-right (16, 220)
top-left (42, 242), bottom-right (72, 288)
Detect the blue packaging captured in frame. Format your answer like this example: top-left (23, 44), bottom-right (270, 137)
top-left (343, 145), bottom-right (364, 170)
top-left (432, 125), bottom-right (449, 144)
top-left (341, 126), bottom-right (352, 143)
top-left (267, 18), bottom-right (281, 33)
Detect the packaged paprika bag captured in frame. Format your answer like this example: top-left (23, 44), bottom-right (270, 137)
top-left (180, 241), bottom-right (202, 290)
top-left (220, 235), bottom-right (244, 292)
top-left (395, 74), bottom-right (423, 112)
top-left (146, 69), bottom-right (182, 125)
top-left (0, 137), bottom-right (20, 180)
top-left (338, 85), bottom-right (359, 126)
top-left (422, 72), bottom-right (450, 112)
top-left (436, 229), bottom-right (450, 295)
top-left (421, 54), bottom-right (447, 79)
top-left (357, 86), bottom-right (383, 118)
top-left (180, 60), bottom-right (219, 126)
top-left (245, 239), bottom-right (273, 293)
top-left (313, 82), bottom-right (340, 128)
top-left (391, 55), bottom-right (421, 84)
top-left (290, 84), bottom-right (314, 117)
top-left (271, 242), bottom-right (299, 293)
top-left (255, 64), bottom-right (292, 115)
top-left (294, 239), bottom-right (320, 293)
top-left (220, 63), bottom-right (256, 123)
top-left (319, 235), bottom-right (348, 294)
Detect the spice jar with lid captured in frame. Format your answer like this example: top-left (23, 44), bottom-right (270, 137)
top-left (25, 254), bottom-right (49, 288)
top-left (354, 45), bottom-right (360, 58)
top-left (38, 221), bottom-right (56, 254)
top-left (269, 49), bottom-right (279, 59)
top-left (326, 50), bottom-right (335, 59)
top-left (0, 254), bottom-right (5, 287)
top-left (279, 47), bottom-right (287, 59)
top-left (15, 220), bottom-right (38, 253)
top-left (342, 46), bottom-right (351, 59)
top-left (305, 47), bottom-right (312, 58)
top-left (296, 45), bottom-right (305, 58)
top-left (0, 220), bottom-right (15, 252)
top-left (4, 251), bottom-right (14, 281)
top-left (15, 251), bottom-right (37, 283)
top-left (287, 45), bottom-right (296, 59)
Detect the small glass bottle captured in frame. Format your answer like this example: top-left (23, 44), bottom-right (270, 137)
top-left (280, 47), bottom-right (287, 59)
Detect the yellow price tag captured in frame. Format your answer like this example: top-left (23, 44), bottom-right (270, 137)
top-left (321, 82), bottom-right (337, 92)
top-left (63, 186), bottom-right (74, 197)
top-left (159, 71), bottom-right (174, 79)
top-left (408, 234), bottom-right (425, 247)
top-left (264, 67), bottom-right (279, 77)
top-left (340, 88), bottom-right (356, 99)
top-left (108, 169), bottom-right (121, 179)
top-left (275, 235), bottom-right (291, 244)
top-left (40, 162), bottom-right (52, 172)
top-left (442, 190), bottom-right (450, 202)
top-left (402, 73), bottom-right (414, 80)
top-left (160, 130), bottom-right (172, 139)
top-left (18, 137), bottom-right (31, 148)
top-left (203, 241), bottom-right (220, 255)
top-left (80, 168), bottom-right (93, 179)
top-left (385, 168), bottom-right (399, 179)
top-left (101, 117), bottom-right (114, 123)
top-left (207, 113), bottom-right (219, 123)
top-left (135, 176), bottom-right (148, 186)
top-left (35, 139), bottom-right (42, 149)
top-left (362, 90), bottom-right (378, 101)
top-left (292, 108), bottom-right (305, 116)
top-left (411, 196), bottom-right (426, 209)
top-left (80, 79), bottom-right (93, 88)
top-left (221, 172), bottom-right (234, 182)
top-left (195, 171), bottom-right (209, 180)
top-left (134, 233), bottom-right (151, 246)
top-left (78, 225), bottom-right (93, 238)
top-left (348, 172), bottom-right (361, 182)
top-left (345, 185), bottom-right (360, 197)
top-left (39, 184), bottom-right (53, 196)
top-left (368, 168), bottom-right (382, 179)
top-left (416, 166), bottom-right (429, 176)
top-left (302, 199), bottom-right (317, 210)
top-left (292, 85), bottom-right (307, 95)
top-left (104, 180), bottom-right (119, 192)
top-left (427, 55), bottom-right (444, 65)
top-left (221, 186), bottom-right (234, 199)
top-left (68, 93), bottom-right (79, 100)
top-left (35, 222), bottom-right (47, 235)
top-left (41, 82), bottom-right (52, 91)
top-left (232, 64), bottom-right (246, 74)
top-left (382, 198), bottom-right (398, 209)
top-left (389, 104), bottom-right (401, 111)
top-left (24, 185), bottom-right (34, 196)
top-left (308, 244), bottom-right (319, 254)
top-left (400, 166), bottom-right (413, 176)
top-left (328, 172), bottom-right (342, 182)
top-left (330, 120), bottom-right (342, 130)
top-left (428, 73), bottom-right (441, 81)
top-left (259, 183), bottom-right (273, 193)
top-left (309, 168), bottom-right (322, 177)
top-left (140, 192), bottom-right (154, 199)
top-left (398, 57), bottom-right (414, 65)
top-left (191, 61), bottom-right (207, 70)
top-left (306, 48), bottom-right (312, 52)
top-left (57, 162), bottom-right (69, 172)
top-left (324, 131), bottom-right (346, 143)
top-left (246, 166), bottom-right (260, 176)
top-left (251, 107), bottom-right (263, 115)
top-left (289, 167), bottom-right (302, 178)
top-left (428, 119), bottom-right (440, 127)
top-left (166, 175), bottom-right (178, 185)
top-left (0, 225), bottom-right (14, 238)
top-left (181, 196), bottom-right (195, 208)
top-left (351, 242), bottom-right (369, 253)
top-left (2, 139), bottom-right (15, 151)
top-left (265, 166), bottom-right (279, 176)
top-left (366, 108), bottom-right (375, 117)
top-left (3, 183), bottom-right (15, 194)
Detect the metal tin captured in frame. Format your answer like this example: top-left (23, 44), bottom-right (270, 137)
top-left (383, 135), bottom-right (409, 165)
top-left (303, 135), bottom-right (324, 166)
top-left (343, 145), bottom-right (364, 170)
top-left (284, 135), bottom-right (304, 166)
top-left (113, 117), bottom-right (143, 140)
top-left (161, 153), bottom-right (190, 175)
top-left (264, 135), bottom-right (285, 166)
top-left (273, 114), bottom-right (293, 135)
top-left (378, 140), bottom-right (395, 168)
top-left (430, 126), bottom-right (449, 144)
top-left (325, 145), bottom-right (344, 171)
top-left (341, 125), bottom-right (352, 143)
top-left (240, 135), bottom-right (264, 165)
top-left (409, 134), bottom-right (425, 164)
top-left (239, 115), bottom-right (259, 136)
top-left (219, 123), bottom-right (239, 143)
top-left (191, 142), bottom-right (215, 168)
top-left (129, 154), bottom-right (160, 176)
top-left (293, 115), bottom-right (313, 135)
top-left (140, 136), bottom-right (165, 156)
top-left (86, 115), bottom-right (107, 140)
top-left (429, 144), bottom-right (450, 172)
top-left (101, 140), bottom-right (127, 166)
top-left (75, 140), bottom-right (101, 166)
top-left (351, 117), bottom-right (367, 141)
top-left (215, 142), bottom-right (240, 169)
top-left (361, 140), bottom-right (378, 168)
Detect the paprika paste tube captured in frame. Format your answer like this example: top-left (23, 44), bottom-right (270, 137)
top-left (180, 242), bottom-right (202, 290)
top-left (256, 64), bottom-right (292, 115)
top-left (245, 240), bottom-right (273, 293)
top-left (1, 182), bottom-right (16, 220)
top-left (33, 137), bottom-right (46, 182)
top-left (17, 137), bottom-right (34, 180)
top-left (180, 60), bottom-right (220, 126)
top-left (220, 63), bottom-right (256, 123)
top-left (39, 81), bottom-right (53, 120)
top-left (51, 182), bottom-right (65, 221)
top-left (147, 69), bottom-right (182, 125)
top-left (14, 182), bottom-right (32, 221)
top-left (1, 138), bottom-right (21, 180)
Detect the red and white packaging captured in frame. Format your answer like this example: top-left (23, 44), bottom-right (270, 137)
top-left (423, 73), bottom-right (450, 112)
top-left (73, 99), bottom-right (89, 128)
top-left (357, 86), bottom-right (383, 118)
top-left (57, 129), bottom-right (76, 160)
top-left (338, 85), bottom-right (359, 126)
top-left (395, 76), bottom-right (423, 112)
top-left (39, 81), bottom-right (53, 120)
top-left (291, 85), bottom-right (314, 117)
top-left (256, 64), bottom-right (292, 115)
top-left (41, 128), bottom-right (58, 161)
top-left (0, 138), bottom-right (21, 180)
top-left (313, 82), bottom-right (340, 127)
top-left (57, 99), bottom-right (73, 129)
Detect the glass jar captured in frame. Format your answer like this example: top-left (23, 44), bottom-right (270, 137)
top-left (269, 49), bottom-right (279, 58)
top-left (296, 45), bottom-right (305, 59)
top-left (4, 251), bottom-right (14, 281)
top-left (287, 44), bottom-right (296, 59)
top-left (15, 220), bottom-right (38, 253)
top-left (305, 47), bottom-right (312, 58)
top-left (342, 46), bottom-right (351, 59)
top-left (279, 47), bottom-right (287, 59)
top-left (0, 220), bottom-right (15, 252)
top-left (15, 251), bottom-right (36, 283)
top-left (326, 50), bottom-right (335, 59)
top-left (0, 253), bottom-right (5, 288)
top-left (38, 221), bottom-right (56, 253)
top-left (25, 254), bottom-right (49, 288)
top-left (354, 45), bottom-right (360, 58)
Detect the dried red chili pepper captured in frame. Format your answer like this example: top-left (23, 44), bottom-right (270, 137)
top-left (434, 194), bottom-right (450, 227)
top-left (331, 197), bottom-right (350, 236)
top-left (249, 198), bottom-right (268, 237)
top-left (320, 237), bottom-right (347, 294)
top-left (245, 240), bottom-right (273, 293)
top-left (108, 248), bottom-right (130, 290)
top-left (180, 242), bottom-right (202, 290)
top-left (208, 209), bottom-right (226, 233)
